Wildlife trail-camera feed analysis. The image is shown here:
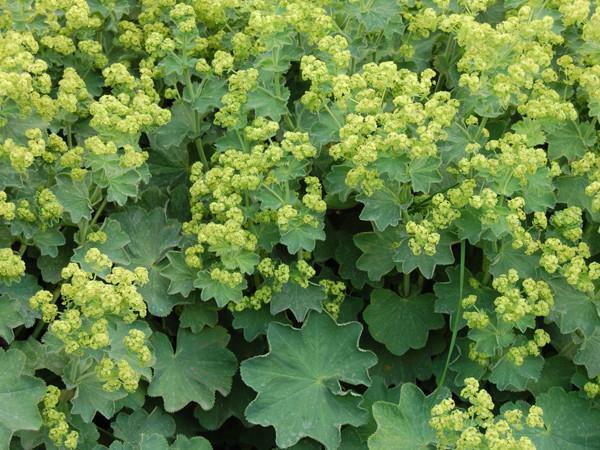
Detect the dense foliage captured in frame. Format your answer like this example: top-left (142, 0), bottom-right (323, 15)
top-left (2, 0), bottom-right (600, 448)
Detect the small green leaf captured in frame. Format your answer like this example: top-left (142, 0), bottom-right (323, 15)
top-left (52, 173), bottom-right (92, 222)
top-left (546, 120), bottom-right (596, 161)
top-left (357, 186), bottom-right (409, 231)
top-left (66, 360), bottom-right (127, 423)
top-left (280, 218), bottom-right (326, 254)
top-left (270, 281), bottom-right (325, 322)
top-left (488, 355), bottom-right (543, 391)
top-left (246, 84), bottom-right (290, 121)
top-left (172, 435), bottom-right (213, 450)
top-left (232, 307), bottom-right (286, 342)
top-left (194, 271), bottom-right (246, 307)
top-left (574, 326), bottom-right (600, 378)
top-left (114, 207), bottom-right (184, 316)
top-left (112, 408), bottom-right (176, 445)
top-left (409, 157), bottom-right (442, 193)
top-left (160, 251), bottom-right (197, 297)
top-left (179, 300), bottom-right (218, 334)
top-left (354, 229), bottom-right (399, 281)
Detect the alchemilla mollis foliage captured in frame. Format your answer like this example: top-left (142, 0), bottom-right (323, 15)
top-left (1, 0), bottom-right (600, 448)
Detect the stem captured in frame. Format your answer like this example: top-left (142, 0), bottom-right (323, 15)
top-left (31, 319), bottom-right (46, 340)
top-left (80, 196), bottom-right (108, 243)
top-left (403, 271), bottom-right (411, 297)
top-left (194, 137), bottom-right (209, 168)
top-left (438, 240), bottom-right (466, 389)
top-left (90, 196), bottom-right (108, 228)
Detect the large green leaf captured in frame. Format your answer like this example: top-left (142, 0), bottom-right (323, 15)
top-left (148, 327), bottom-right (237, 412)
top-left (517, 388), bottom-right (600, 449)
top-left (368, 383), bottom-right (449, 450)
top-left (0, 349), bottom-right (46, 449)
top-left (240, 312), bottom-right (377, 449)
top-left (364, 290), bottom-right (444, 356)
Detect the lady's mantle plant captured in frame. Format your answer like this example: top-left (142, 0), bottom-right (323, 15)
top-left (1, 0), bottom-right (600, 449)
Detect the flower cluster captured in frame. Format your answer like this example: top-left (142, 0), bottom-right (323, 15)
top-left (29, 249), bottom-right (151, 394)
top-left (0, 248), bottom-right (25, 284)
top-left (430, 378), bottom-right (544, 449)
top-left (41, 386), bottom-right (78, 450)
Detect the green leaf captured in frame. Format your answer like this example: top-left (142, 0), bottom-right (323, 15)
top-left (185, 78), bottom-right (228, 116)
top-left (246, 84), bottom-right (290, 121)
top-left (409, 157), bottom-right (442, 193)
top-left (232, 307), bottom-right (281, 342)
top-left (194, 376), bottom-right (253, 431)
top-left (159, 251), bottom-right (196, 297)
top-left (547, 277), bottom-right (599, 335)
top-left (368, 383), bottom-right (449, 450)
top-left (179, 300), bottom-right (218, 334)
top-left (31, 227), bottom-right (65, 257)
top-left (107, 320), bottom-right (155, 381)
top-left (354, 229), bottom-right (398, 281)
top-left (347, 0), bottom-right (402, 32)
top-left (194, 271), bottom-right (246, 307)
top-left (0, 274), bottom-right (41, 344)
top-left (512, 119), bottom-right (546, 146)
top-left (148, 101), bottom-right (196, 150)
top-left (555, 176), bottom-right (599, 218)
top-left (546, 120), bottom-right (596, 161)
top-left (574, 326), bottom-right (600, 378)
top-left (0, 297), bottom-right (25, 344)
top-left (114, 207), bottom-right (184, 316)
top-left (65, 360), bottom-right (127, 423)
top-left (240, 312), bottom-right (377, 449)
top-left (270, 281), bottom-right (325, 322)
top-left (357, 186), bottom-right (409, 231)
top-left (0, 349), bottom-right (46, 449)
top-left (88, 154), bottom-right (146, 206)
top-left (517, 388), bottom-right (600, 449)
top-left (392, 232), bottom-right (455, 279)
top-left (488, 238), bottom-right (539, 279)
top-left (519, 168), bottom-right (555, 212)
top-left (172, 435), bottom-right (213, 450)
top-left (280, 218), bottom-right (326, 254)
top-left (454, 207), bottom-right (483, 244)
top-left (52, 173), bottom-right (92, 222)
top-left (488, 355), bottom-right (544, 391)
top-left (73, 218), bottom-right (131, 268)
top-left (364, 290), bottom-right (444, 356)
top-left (148, 327), bottom-right (237, 412)
top-left (112, 408), bottom-right (176, 445)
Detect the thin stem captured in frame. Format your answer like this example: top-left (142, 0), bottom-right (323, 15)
top-left (403, 271), bottom-right (411, 297)
top-left (194, 137), bottom-right (209, 168)
top-left (90, 196), bottom-right (108, 228)
top-left (438, 240), bottom-right (466, 389)
top-left (31, 319), bottom-right (46, 340)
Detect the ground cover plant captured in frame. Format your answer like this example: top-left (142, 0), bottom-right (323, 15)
top-left (2, 0), bottom-right (600, 448)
